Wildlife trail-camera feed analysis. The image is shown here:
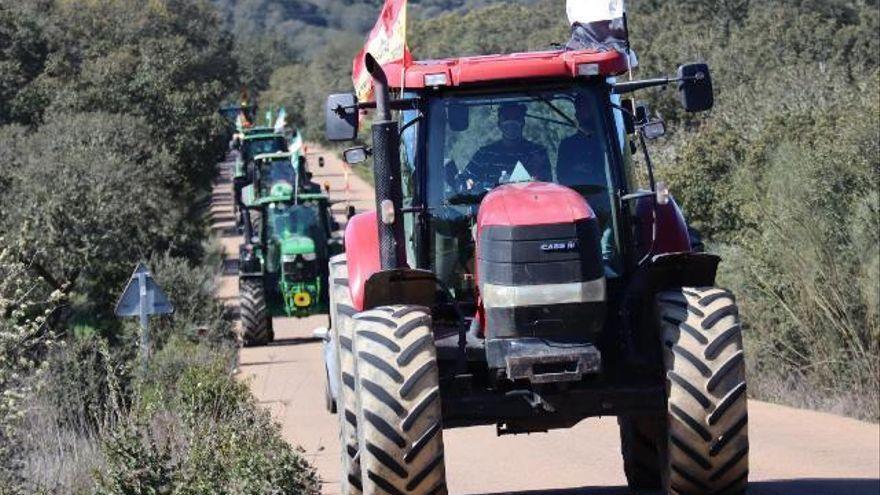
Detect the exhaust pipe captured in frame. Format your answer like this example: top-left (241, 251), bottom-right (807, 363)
top-left (365, 53), bottom-right (406, 270)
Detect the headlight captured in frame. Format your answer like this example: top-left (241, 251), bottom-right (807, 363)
top-left (302, 252), bottom-right (317, 261)
top-left (281, 255), bottom-right (297, 263)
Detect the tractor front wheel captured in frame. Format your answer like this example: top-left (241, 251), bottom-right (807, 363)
top-left (240, 278), bottom-right (271, 346)
top-left (657, 287), bottom-right (749, 495)
top-left (352, 305), bottom-right (447, 495)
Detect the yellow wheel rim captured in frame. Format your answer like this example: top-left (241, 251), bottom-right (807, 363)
top-left (293, 292), bottom-right (311, 307)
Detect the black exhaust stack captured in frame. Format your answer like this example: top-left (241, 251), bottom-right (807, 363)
top-left (365, 53), bottom-right (406, 270)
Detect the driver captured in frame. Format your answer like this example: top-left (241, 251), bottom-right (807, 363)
top-left (461, 103), bottom-right (551, 189)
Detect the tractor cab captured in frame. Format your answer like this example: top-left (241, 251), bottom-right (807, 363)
top-left (245, 151), bottom-right (321, 205)
top-left (329, 50), bottom-right (705, 313)
top-left (239, 131), bottom-right (288, 164)
top-left (232, 132), bottom-right (290, 225)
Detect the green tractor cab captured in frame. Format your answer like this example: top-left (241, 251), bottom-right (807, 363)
top-left (237, 152), bottom-right (341, 345)
top-left (232, 132), bottom-right (289, 226)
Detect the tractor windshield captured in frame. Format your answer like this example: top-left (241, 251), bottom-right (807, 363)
top-left (243, 136), bottom-right (287, 162)
top-left (262, 159), bottom-right (296, 193)
top-left (427, 84), bottom-right (615, 209)
top-left (425, 83), bottom-right (622, 295)
top-left (269, 204), bottom-right (326, 244)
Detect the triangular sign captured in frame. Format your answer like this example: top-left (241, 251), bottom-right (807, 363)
top-left (508, 161), bottom-right (533, 183)
top-left (114, 263), bottom-right (174, 317)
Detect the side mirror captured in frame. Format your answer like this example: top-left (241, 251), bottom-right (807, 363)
top-left (677, 63), bottom-right (714, 112)
top-left (318, 156), bottom-right (325, 168)
top-left (298, 155), bottom-right (306, 167)
top-left (448, 103), bottom-right (469, 132)
top-left (642, 119), bottom-right (666, 140)
top-left (347, 205), bottom-right (356, 219)
top-left (325, 93), bottom-right (359, 141)
top-left (343, 146), bottom-right (369, 165)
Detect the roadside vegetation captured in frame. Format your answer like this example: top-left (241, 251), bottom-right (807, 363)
top-left (258, 0), bottom-right (880, 420)
top-left (0, 1), bottom-right (320, 493)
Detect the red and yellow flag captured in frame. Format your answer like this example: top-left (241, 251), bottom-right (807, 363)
top-left (352, 0), bottom-right (412, 102)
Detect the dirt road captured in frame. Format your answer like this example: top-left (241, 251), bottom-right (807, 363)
top-left (211, 149), bottom-right (880, 495)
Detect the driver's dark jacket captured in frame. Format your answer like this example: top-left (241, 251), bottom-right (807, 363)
top-left (462, 139), bottom-right (552, 185)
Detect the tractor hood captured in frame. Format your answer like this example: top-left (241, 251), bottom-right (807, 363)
top-left (475, 181), bottom-right (606, 345)
top-left (280, 234), bottom-right (315, 257)
top-left (270, 181), bottom-right (294, 199)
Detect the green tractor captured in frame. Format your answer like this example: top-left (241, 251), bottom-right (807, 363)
top-left (237, 151), bottom-right (342, 345)
top-left (231, 129), bottom-right (289, 228)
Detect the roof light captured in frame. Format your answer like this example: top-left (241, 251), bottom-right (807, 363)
top-left (577, 63), bottom-right (600, 76)
top-left (424, 73), bottom-right (448, 87)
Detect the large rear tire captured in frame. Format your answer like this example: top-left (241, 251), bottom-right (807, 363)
top-left (619, 415), bottom-right (664, 490)
top-left (240, 278), bottom-right (270, 346)
top-left (657, 287), bottom-right (749, 495)
top-left (329, 255), bottom-right (362, 494)
top-left (352, 306), bottom-right (447, 495)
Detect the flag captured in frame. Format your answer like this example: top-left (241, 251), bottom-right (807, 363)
top-left (274, 107), bottom-right (287, 133)
top-left (566, 0), bottom-right (631, 55)
top-left (289, 132), bottom-right (303, 155)
top-left (352, 0), bottom-right (412, 102)
top-left (236, 110), bottom-right (251, 131)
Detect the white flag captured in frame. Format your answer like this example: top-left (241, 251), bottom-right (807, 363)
top-left (565, 0), bottom-right (635, 66)
top-left (567, 0), bottom-right (625, 26)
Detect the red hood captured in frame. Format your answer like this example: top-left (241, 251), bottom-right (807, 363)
top-left (477, 182), bottom-right (595, 229)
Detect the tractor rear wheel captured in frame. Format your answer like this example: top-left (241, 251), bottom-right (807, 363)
top-left (240, 278), bottom-right (270, 346)
top-left (352, 306), bottom-right (447, 495)
top-left (329, 255), bottom-right (363, 494)
top-left (657, 287), bottom-right (749, 495)
top-left (618, 415), bottom-right (664, 490)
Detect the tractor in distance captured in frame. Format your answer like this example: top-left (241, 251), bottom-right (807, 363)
top-left (238, 150), bottom-right (342, 345)
top-left (220, 102), bottom-right (257, 136)
top-left (231, 128), bottom-right (289, 228)
top-left (322, 48), bottom-right (748, 495)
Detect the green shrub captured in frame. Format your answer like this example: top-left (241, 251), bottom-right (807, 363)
top-left (94, 351), bottom-right (321, 495)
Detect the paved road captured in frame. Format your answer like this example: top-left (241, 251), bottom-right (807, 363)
top-left (211, 148), bottom-right (880, 495)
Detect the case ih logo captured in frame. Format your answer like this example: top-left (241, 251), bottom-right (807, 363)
top-left (540, 240), bottom-right (578, 252)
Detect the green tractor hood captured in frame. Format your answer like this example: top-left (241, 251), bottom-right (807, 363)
top-left (280, 234), bottom-right (315, 257)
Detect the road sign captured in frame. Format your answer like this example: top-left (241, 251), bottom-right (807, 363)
top-left (115, 263), bottom-right (173, 373)
top-left (115, 263), bottom-right (173, 317)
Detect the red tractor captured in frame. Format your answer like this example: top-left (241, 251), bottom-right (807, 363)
top-left (323, 48), bottom-right (748, 495)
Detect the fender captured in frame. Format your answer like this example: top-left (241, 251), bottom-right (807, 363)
top-left (634, 195), bottom-right (691, 259)
top-left (344, 211), bottom-right (381, 311)
top-left (343, 211), bottom-right (436, 310)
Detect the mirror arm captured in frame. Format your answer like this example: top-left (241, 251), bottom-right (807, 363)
top-left (613, 77), bottom-right (672, 94)
top-left (359, 98), bottom-right (421, 111)
top-left (613, 73), bottom-right (705, 95)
